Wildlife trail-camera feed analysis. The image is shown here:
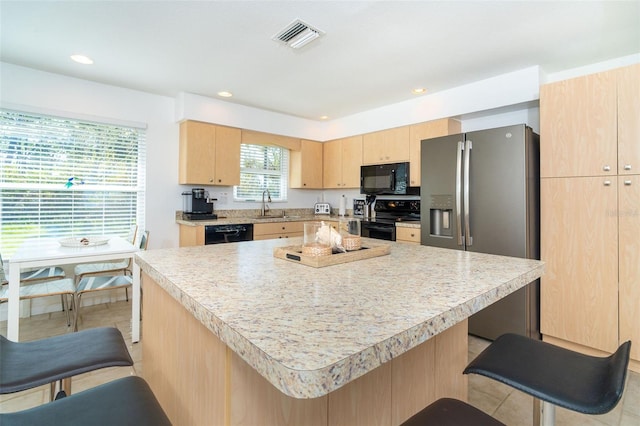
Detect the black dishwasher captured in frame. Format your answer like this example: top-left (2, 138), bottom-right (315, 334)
top-left (205, 224), bottom-right (253, 244)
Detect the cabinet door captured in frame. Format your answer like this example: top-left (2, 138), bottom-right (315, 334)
top-left (540, 177), bottom-right (619, 352)
top-left (179, 121), bottom-right (216, 185)
top-left (363, 127), bottom-right (410, 164)
top-left (291, 140), bottom-right (323, 189)
top-left (619, 175), bottom-right (640, 361)
top-left (540, 71), bottom-right (617, 178)
top-left (617, 64), bottom-right (640, 176)
top-left (341, 135), bottom-right (363, 188)
top-left (214, 126), bottom-right (241, 186)
top-left (409, 119), bottom-right (461, 186)
top-left (323, 139), bottom-right (342, 189)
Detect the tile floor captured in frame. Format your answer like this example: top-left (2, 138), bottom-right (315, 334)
top-left (1, 300), bottom-right (639, 426)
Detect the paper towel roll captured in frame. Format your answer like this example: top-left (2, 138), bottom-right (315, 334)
top-left (339, 195), bottom-right (346, 216)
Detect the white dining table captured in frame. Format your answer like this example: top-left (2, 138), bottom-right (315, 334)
top-left (7, 236), bottom-right (140, 342)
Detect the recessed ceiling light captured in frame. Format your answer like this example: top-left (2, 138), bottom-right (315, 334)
top-left (320, 115), bottom-right (329, 120)
top-left (70, 54), bottom-right (94, 65)
top-left (412, 88), bottom-right (427, 95)
top-left (217, 91), bottom-right (233, 98)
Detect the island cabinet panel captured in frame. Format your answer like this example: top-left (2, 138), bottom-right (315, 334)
top-left (323, 135), bottom-right (363, 189)
top-left (253, 221), bottom-right (304, 240)
top-left (179, 120), bottom-right (241, 186)
top-left (230, 352), bottom-right (328, 426)
top-left (540, 177), bottom-right (619, 353)
top-left (142, 272), bottom-right (227, 426)
top-left (408, 119), bottom-right (461, 187)
top-left (290, 139), bottom-right (324, 189)
top-left (142, 272), bottom-right (470, 426)
top-left (363, 126), bottom-right (410, 165)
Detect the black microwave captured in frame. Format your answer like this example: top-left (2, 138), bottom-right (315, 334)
top-left (360, 162), bottom-right (418, 195)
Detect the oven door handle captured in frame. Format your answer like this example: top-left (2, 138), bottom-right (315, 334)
top-left (364, 225), bottom-right (394, 233)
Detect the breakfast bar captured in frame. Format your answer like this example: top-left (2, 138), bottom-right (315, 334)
top-left (135, 238), bottom-right (544, 426)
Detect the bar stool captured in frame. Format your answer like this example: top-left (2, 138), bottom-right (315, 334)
top-left (464, 333), bottom-right (631, 425)
top-left (0, 327), bottom-right (133, 400)
top-left (0, 376), bottom-right (171, 426)
top-left (400, 398), bottom-right (505, 426)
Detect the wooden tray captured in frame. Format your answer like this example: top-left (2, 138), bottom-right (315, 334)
top-left (273, 242), bottom-right (390, 268)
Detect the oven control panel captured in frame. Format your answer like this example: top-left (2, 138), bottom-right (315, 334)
top-left (314, 203), bottom-right (331, 215)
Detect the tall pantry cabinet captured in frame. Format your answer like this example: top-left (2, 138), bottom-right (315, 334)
top-left (540, 63), bottom-right (639, 370)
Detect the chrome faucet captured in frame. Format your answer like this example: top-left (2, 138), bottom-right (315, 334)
top-left (261, 189), bottom-right (272, 216)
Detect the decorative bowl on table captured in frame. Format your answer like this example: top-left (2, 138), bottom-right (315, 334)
top-left (58, 236), bottom-right (110, 247)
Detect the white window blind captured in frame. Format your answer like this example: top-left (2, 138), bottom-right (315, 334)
top-left (234, 144), bottom-right (288, 201)
top-left (0, 109), bottom-right (146, 258)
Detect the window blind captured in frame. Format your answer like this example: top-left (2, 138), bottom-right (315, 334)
top-left (0, 109), bottom-right (146, 258)
top-left (234, 144), bottom-right (288, 201)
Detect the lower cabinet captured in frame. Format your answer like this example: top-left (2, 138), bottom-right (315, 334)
top-left (254, 222), bottom-right (304, 240)
top-left (540, 176), bottom-right (636, 361)
top-left (396, 227), bottom-right (420, 244)
top-left (179, 225), bottom-right (204, 247)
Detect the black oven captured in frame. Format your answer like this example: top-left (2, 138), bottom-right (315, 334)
top-left (360, 199), bottom-right (421, 241)
top-left (361, 221), bottom-right (396, 241)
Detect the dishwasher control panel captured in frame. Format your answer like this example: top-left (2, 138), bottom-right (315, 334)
top-left (314, 203), bottom-right (331, 215)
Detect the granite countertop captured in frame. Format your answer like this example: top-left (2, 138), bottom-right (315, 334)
top-left (176, 213), bottom-right (420, 228)
top-left (135, 238), bottom-right (543, 399)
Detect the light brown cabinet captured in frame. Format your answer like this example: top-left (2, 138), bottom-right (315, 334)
top-left (253, 221), bottom-right (304, 240)
top-left (179, 224), bottom-right (204, 247)
top-left (540, 64), bottom-right (640, 367)
top-left (396, 227), bottom-right (420, 244)
top-left (409, 119), bottom-right (461, 186)
top-left (363, 127), bottom-right (410, 165)
top-left (290, 140), bottom-right (323, 189)
top-left (323, 135), bottom-right (363, 188)
top-left (619, 174), bottom-right (640, 363)
top-left (179, 121), bottom-right (241, 186)
top-left (540, 177), bottom-right (619, 353)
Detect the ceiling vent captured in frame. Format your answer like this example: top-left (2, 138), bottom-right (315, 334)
top-left (272, 19), bottom-right (324, 49)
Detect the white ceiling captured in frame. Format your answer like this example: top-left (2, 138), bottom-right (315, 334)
top-left (1, 1), bottom-right (639, 121)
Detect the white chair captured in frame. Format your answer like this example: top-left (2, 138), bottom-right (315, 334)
top-left (1, 252), bottom-right (70, 316)
top-left (0, 262), bottom-right (76, 327)
top-left (74, 231), bottom-right (148, 330)
top-left (73, 225), bottom-right (138, 295)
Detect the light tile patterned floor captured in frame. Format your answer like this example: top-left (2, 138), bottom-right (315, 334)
top-left (1, 300), bottom-right (639, 425)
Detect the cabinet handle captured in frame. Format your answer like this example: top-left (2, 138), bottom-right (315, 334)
top-left (303, 183), bottom-right (307, 186)
top-left (218, 179), bottom-right (222, 183)
top-left (209, 178), bottom-right (214, 183)
top-left (603, 165), bottom-right (611, 172)
top-left (604, 180), bottom-right (612, 186)
top-left (624, 164), bottom-right (632, 171)
top-left (624, 180), bottom-right (632, 186)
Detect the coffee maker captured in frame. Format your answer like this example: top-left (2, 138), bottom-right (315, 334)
top-left (182, 188), bottom-right (217, 220)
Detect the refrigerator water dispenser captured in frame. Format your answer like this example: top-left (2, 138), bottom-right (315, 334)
top-left (429, 195), bottom-right (453, 237)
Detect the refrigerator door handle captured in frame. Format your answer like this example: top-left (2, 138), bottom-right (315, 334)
top-left (456, 141), bottom-right (464, 246)
top-left (464, 139), bottom-right (473, 246)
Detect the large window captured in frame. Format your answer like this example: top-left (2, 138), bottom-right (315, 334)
top-left (234, 144), bottom-right (288, 201)
top-left (0, 109), bottom-right (146, 257)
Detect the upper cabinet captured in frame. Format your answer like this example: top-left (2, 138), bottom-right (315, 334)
top-left (323, 135), bottom-right (363, 189)
top-left (290, 139), bottom-right (323, 189)
top-left (409, 119), bottom-right (461, 186)
top-left (362, 127), bottom-right (410, 165)
top-left (179, 120), bottom-right (241, 186)
top-left (617, 64), bottom-right (640, 176)
top-left (540, 64), bottom-right (640, 178)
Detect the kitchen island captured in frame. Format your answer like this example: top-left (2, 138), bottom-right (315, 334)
top-left (136, 238), bottom-right (544, 426)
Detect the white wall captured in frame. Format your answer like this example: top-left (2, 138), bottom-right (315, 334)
top-left (1, 62), bottom-right (178, 250)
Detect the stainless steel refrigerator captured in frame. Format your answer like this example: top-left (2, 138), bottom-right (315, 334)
top-left (420, 124), bottom-right (540, 340)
